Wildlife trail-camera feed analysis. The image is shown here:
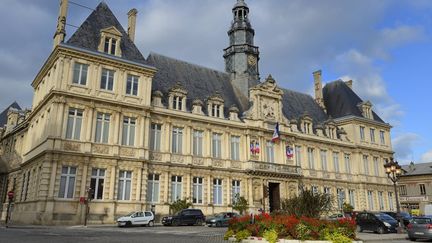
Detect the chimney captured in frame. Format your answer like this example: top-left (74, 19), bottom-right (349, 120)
top-left (313, 70), bottom-right (326, 111)
top-left (127, 8), bottom-right (138, 42)
top-left (53, 0), bottom-right (69, 50)
top-left (345, 80), bottom-right (353, 89)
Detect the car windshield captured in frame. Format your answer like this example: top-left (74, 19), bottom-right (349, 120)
top-left (399, 212), bottom-right (411, 218)
top-left (213, 213), bottom-right (225, 218)
top-left (126, 211), bottom-right (136, 217)
top-left (375, 213), bottom-right (395, 221)
top-left (412, 218), bottom-right (432, 224)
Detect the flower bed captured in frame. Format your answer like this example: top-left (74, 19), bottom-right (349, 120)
top-left (224, 214), bottom-right (358, 243)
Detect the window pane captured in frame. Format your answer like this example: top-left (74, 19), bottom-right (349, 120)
top-left (67, 177), bottom-right (75, 198)
top-left (66, 116), bottom-right (74, 139)
top-left (59, 176), bottom-right (66, 198)
top-left (125, 180), bottom-right (131, 200)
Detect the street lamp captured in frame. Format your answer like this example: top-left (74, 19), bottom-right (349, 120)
top-left (383, 158), bottom-right (403, 232)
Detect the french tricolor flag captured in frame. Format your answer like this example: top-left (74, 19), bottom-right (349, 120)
top-left (271, 122), bottom-right (280, 143)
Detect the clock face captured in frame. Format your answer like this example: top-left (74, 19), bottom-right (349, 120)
top-left (248, 55), bottom-right (257, 65)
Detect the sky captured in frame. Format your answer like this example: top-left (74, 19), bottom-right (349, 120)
top-left (0, 0), bottom-right (430, 164)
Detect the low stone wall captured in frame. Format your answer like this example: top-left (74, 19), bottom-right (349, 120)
top-left (229, 236), bottom-right (363, 243)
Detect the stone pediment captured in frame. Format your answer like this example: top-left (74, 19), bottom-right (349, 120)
top-left (244, 75), bottom-right (288, 123)
top-left (169, 82), bottom-right (188, 96)
top-left (100, 26), bottom-right (123, 37)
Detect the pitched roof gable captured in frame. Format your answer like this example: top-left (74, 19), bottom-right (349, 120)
top-left (323, 80), bottom-right (384, 123)
top-left (66, 2), bottom-right (147, 64)
top-left (0, 102), bottom-right (21, 127)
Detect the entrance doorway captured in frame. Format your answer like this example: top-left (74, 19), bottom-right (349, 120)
top-left (268, 183), bottom-right (280, 212)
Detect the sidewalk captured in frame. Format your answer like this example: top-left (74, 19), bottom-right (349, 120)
top-left (357, 232), bottom-right (407, 242)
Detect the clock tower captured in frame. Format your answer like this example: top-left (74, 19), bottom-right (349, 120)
top-left (224, 0), bottom-right (260, 101)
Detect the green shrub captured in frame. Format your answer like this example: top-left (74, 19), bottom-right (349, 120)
top-left (295, 222), bottom-right (311, 240)
top-left (232, 194), bottom-right (249, 215)
top-left (324, 231), bottom-right (352, 243)
top-left (169, 198), bottom-right (192, 214)
top-left (224, 229), bottom-right (234, 240)
top-left (280, 189), bottom-right (333, 218)
top-left (235, 229), bottom-right (252, 242)
top-left (263, 229), bottom-right (278, 243)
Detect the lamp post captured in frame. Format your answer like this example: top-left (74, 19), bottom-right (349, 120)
top-left (383, 158), bottom-right (403, 233)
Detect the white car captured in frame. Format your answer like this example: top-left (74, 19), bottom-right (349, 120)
top-left (117, 211), bottom-right (155, 227)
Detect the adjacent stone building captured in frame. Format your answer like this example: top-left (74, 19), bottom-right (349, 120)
top-left (399, 162), bottom-right (432, 215)
top-left (0, 0), bottom-right (396, 225)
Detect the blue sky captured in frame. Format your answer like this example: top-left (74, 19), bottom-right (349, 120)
top-left (0, 0), bottom-right (431, 164)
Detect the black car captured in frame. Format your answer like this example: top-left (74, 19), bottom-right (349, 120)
top-left (356, 212), bottom-right (398, 234)
top-left (381, 211), bottom-right (412, 227)
top-left (162, 209), bottom-right (205, 226)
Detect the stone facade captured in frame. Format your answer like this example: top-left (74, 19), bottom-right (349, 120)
top-left (0, 0), bottom-right (396, 225)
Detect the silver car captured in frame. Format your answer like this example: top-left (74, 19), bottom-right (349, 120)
top-left (407, 216), bottom-right (432, 241)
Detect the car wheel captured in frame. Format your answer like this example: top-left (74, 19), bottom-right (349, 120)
top-left (216, 221), bottom-right (222, 227)
top-left (172, 219), bottom-right (179, 226)
top-left (409, 237), bottom-right (416, 241)
top-left (148, 220), bottom-right (154, 227)
top-left (376, 226), bottom-right (385, 234)
top-left (125, 221), bottom-right (132, 227)
top-left (195, 219), bottom-right (203, 226)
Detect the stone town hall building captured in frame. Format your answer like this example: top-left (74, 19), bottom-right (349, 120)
top-left (0, 0), bottom-right (396, 225)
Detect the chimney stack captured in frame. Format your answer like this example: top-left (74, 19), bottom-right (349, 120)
top-left (313, 70), bottom-right (326, 111)
top-left (345, 80), bottom-right (353, 89)
top-left (127, 8), bottom-right (138, 42)
top-left (53, 0), bottom-right (69, 50)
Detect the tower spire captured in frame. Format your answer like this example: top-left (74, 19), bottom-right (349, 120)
top-left (53, 0), bottom-right (69, 50)
top-left (224, 0), bottom-right (260, 105)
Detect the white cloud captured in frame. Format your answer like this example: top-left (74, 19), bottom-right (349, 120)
top-left (420, 150), bottom-right (432, 162)
top-left (392, 133), bottom-right (421, 163)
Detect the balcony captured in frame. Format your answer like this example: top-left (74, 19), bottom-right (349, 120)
top-left (246, 160), bottom-right (302, 178)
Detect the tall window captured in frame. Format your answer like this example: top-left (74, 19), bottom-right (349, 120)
top-left (348, 190), bottom-right (355, 208)
top-left (420, 184), bottom-right (426, 195)
top-left (367, 191), bottom-right (374, 210)
top-left (172, 95), bottom-right (183, 110)
top-left (212, 133), bottom-right (222, 158)
top-left (192, 177), bottom-right (203, 204)
top-left (122, 117), bottom-right (136, 146)
top-left (295, 146), bottom-right (302, 166)
top-left (323, 187), bottom-right (331, 195)
top-left (150, 123), bottom-right (162, 151)
top-left (147, 174), bottom-right (160, 203)
top-left (311, 185), bottom-right (319, 195)
top-left (337, 188), bottom-right (345, 209)
top-left (20, 172), bottom-right (26, 201)
top-left (95, 113), bottom-right (110, 143)
top-left (307, 148), bottom-right (315, 169)
top-left (193, 130), bottom-right (203, 156)
top-left (213, 178), bottom-right (223, 205)
top-left (171, 175), bottom-right (182, 202)
top-left (100, 68), bottom-right (115, 91)
top-left (399, 185), bottom-right (407, 195)
top-left (360, 126), bottom-right (365, 141)
top-left (344, 154), bottom-right (351, 173)
top-left (118, 170), bottom-right (132, 200)
top-left (66, 108), bottom-right (83, 140)
top-left (320, 150), bottom-right (327, 171)
top-left (59, 166), bottom-right (76, 199)
top-left (211, 104), bottom-right (221, 117)
top-left (363, 155), bottom-right (369, 175)
top-left (104, 37), bottom-right (117, 55)
top-left (232, 180), bottom-right (241, 203)
top-left (265, 141), bottom-right (275, 163)
top-left (231, 136), bottom-right (240, 161)
top-left (373, 157), bottom-right (379, 176)
top-left (333, 152), bottom-right (340, 173)
top-left (72, 63), bottom-right (88, 85)
top-left (378, 191), bottom-right (384, 210)
top-left (23, 171), bottom-right (30, 201)
top-left (370, 128), bottom-right (375, 143)
top-left (388, 192), bottom-right (394, 211)
top-left (380, 131), bottom-right (385, 144)
top-left (126, 74), bottom-right (139, 96)
top-left (172, 127), bottom-right (183, 154)
top-left (90, 168), bottom-right (105, 200)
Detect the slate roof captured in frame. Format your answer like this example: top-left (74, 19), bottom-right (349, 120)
top-left (402, 162), bottom-right (432, 176)
top-left (323, 80), bottom-right (384, 123)
top-left (282, 89), bottom-right (328, 124)
top-left (66, 2), bottom-right (147, 64)
top-left (0, 102), bottom-right (21, 127)
top-left (147, 53), bottom-right (245, 116)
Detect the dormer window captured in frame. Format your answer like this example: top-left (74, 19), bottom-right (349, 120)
top-left (303, 122), bottom-right (312, 134)
top-left (98, 26), bottom-right (122, 57)
top-left (104, 37), bottom-right (117, 55)
top-left (207, 92), bottom-right (224, 118)
top-left (358, 101), bottom-right (373, 119)
top-left (168, 83), bottom-right (187, 111)
top-left (212, 104), bottom-right (221, 117)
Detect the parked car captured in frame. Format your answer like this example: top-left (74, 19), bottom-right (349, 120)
top-left (117, 211), bottom-right (155, 227)
top-left (381, 211), bottom-right (412, 227)
top-left (162, 209), bottom-right (205, 226)
top-left (205, 212), bottom-right (239, 227)
top-left (407, 216), bottom-right (432, 241)
top-left (327, 213), bottom-right (347, 221)
top-left (356, 212), bottom-right (398, 234)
